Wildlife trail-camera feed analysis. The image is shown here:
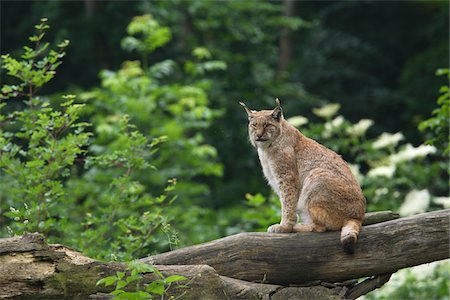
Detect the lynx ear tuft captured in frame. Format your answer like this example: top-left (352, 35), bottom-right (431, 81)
top-left (272, 98), bottom-right (283, 121)
top-left (275, 98), bottom-right (281, 107)
top-left (239, 101), bottom-right (253, 118)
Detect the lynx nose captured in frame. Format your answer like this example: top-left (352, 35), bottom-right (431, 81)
top-left (256, 132), bottom-right (267, 142)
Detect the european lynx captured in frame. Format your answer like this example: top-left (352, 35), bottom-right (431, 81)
top-left (240, 99), bottom-right (366, 254)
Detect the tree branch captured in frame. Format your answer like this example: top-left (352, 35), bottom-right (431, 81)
top-left (141, 209), bottom-right (450, 285)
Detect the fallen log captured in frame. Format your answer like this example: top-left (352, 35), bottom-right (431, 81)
top-left (0, 210), bottom-right (448, 299)
top-left (141, 209), bottom-right (450, 285)
top-left (0, 233), bottom-right (343, 299)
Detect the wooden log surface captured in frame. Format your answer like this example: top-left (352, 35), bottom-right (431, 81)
top-left (141, 209), bottom-right (450, 285)
top-left (0, 233), bottom-right (343, 300)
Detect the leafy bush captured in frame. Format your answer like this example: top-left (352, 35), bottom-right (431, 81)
top-left (96, 262), bottom-right (187, 300)
top-left (0, 16), bottom-right (224, 261)
top-left (419, 68), bottom-right (450, 155)
top-left (363, 261), bottom-right (450, 300)
top-left (1, 18), bottom-right (89, 237)
top-left (75, 14), bottom-right (226, 248)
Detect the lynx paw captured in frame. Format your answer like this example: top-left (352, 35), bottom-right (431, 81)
top-left (267, 224), bottom-right (293, 233)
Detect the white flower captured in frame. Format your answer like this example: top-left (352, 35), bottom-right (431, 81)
top-left (367, 165), bottom-right (396, 178)
top-left (399, 189), bottom-right (430, 216)
top-left (375, 187), bottom-right (389, 197)
top-left (322, 116), bottom-right (344, 138)
top-left (373, 261), bottom-right (449, 298)
top-left (346, 119), bottom-right (374, 137)
top-left (410, 261), bottom-right (443, 280)
top-left (313, 103), bottom-right (341, 118)
top-left (433, 196), bottom-right (450, 208)
top-left (372, 132), bottom-right (404, 149)
top-left (389, 144), bottom-right (437, 165)
top-left (331, 116), bottom-right (344, 127)
top-left (287, 116), bottom-right (308, 127)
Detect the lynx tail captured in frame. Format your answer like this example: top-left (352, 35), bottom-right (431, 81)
top-left (340, 219), bottom-right (362, 254)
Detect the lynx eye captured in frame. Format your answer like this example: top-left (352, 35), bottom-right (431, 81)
top-left (250, 123), bottom-right (257, 128)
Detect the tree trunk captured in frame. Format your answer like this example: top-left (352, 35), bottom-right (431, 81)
top-left (141, 209), bottom-right (450, 285)
top-left (84, 0), bottom-right (95, 19)
top-left (1, 210), bottom-right (448, 299)
top-left (278, 0), bottom-right (295, 74)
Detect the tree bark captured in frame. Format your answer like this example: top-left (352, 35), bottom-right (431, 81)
top-left (141, 209), bottom-right (450, 285)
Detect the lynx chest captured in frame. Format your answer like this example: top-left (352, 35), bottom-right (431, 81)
top-left (257, 148), bottom-right (281, 196)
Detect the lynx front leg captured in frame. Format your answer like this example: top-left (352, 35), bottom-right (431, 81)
top-left (267, 207), bottom-right (297, 233)
top-left (267, 180), bottom-right (299, 233)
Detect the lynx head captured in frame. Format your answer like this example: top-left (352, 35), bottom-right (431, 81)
top-left (240, 98), bottom-right (283, 148)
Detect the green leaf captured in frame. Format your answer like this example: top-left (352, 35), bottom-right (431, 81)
top-left (192, 47), bottom-right (212, 60)
top-left (126, 274), bottom-right (141, 284)
top-left (114, 291), bottom-right (150, 300)
top-left (146, 280), bottom-right (165, 295)
top-left (57, 40), bottom-right (70, 48)
top-left (1, 85), bottom-right (13, 93)
top-left (164, 275), bottom-right (187, 284)
top-left (96, 275), bottom-right (118, 287)
top-left (116, 271), bottom-right (125, 280)
top-left (110, 289), bottom-right (124, 296)
top-left (127, 262), bottom-right (157, 274)
top-left (25, 160), bottom-right (44, 168)
top-left (116, 279), bottom-right (127, 290)
top-left (436, 68), bottom-right (449, 76)
top-left (245, 193), bottom-right (266, 207)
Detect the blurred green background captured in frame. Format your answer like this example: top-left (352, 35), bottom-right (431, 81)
top-left (1, 1), bottom-right (449, 299)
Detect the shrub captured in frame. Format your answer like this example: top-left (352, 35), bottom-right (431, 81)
top-left (0, 16), bottom-right (224, 261)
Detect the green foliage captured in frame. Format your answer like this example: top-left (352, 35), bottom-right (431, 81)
top-left (1, 18), bottom-right (69, 100)
top-left (239, 193), bottom-right (280, 232)
top-left (96, 262), bottom-right (187, 300)
top-left (0, 19), bottom-right (88, 236)
top-left (0, 17), bottom-right (223, 262)
top-left (363, 261), bottom-right (450, 300)
top-left (121, 14), bottom-right (172, 69)
top-left (123, 15), bottom-right (171, 53)
top-left (80, 15), bottom-right (224, 209)
top-left (293, 2), bottom-right (449, 144)
top-left (419, 68), bottom-right (450, 155)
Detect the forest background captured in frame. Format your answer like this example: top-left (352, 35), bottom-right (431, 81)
top-left (0, 1), bottom-right (449, 299)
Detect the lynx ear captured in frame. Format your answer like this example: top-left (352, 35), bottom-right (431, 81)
top-left (239, 101), bottom-right (254, 118)
top-left (271, 98), bottom-right (283, 121)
